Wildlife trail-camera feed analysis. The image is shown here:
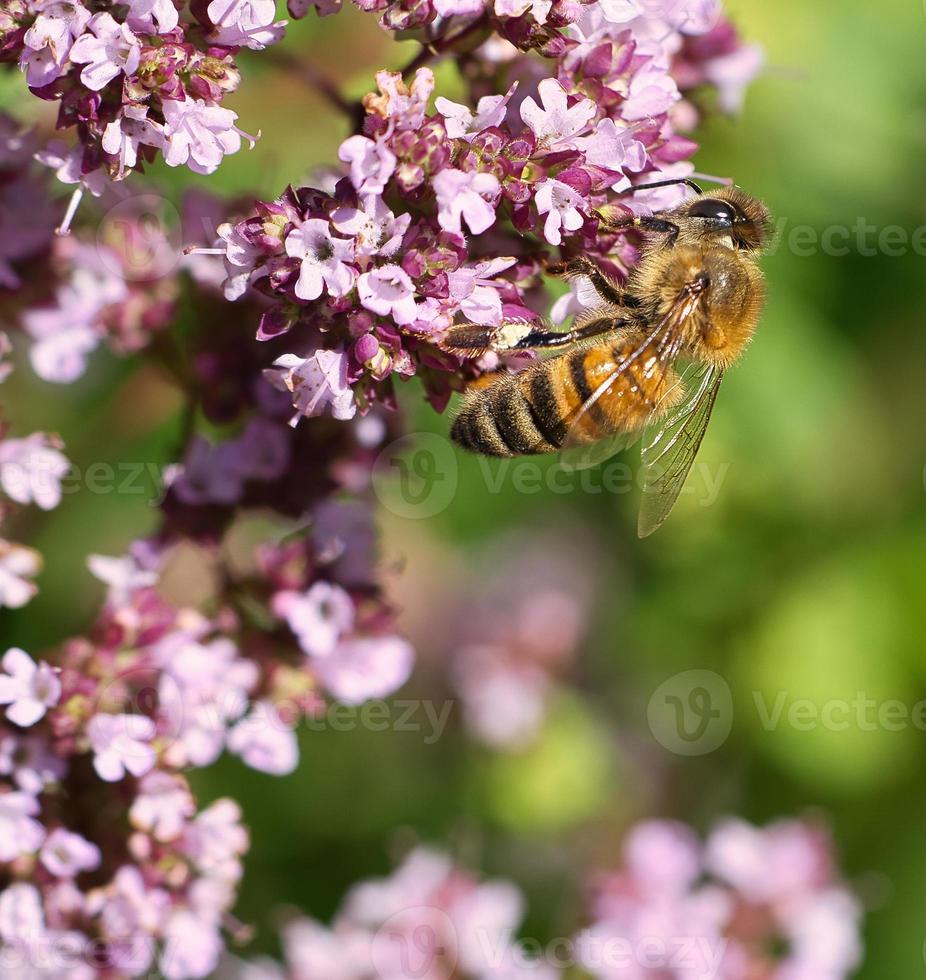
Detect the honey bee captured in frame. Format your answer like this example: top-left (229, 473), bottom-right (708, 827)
top-left (442, 179), bottom-right (773, 537)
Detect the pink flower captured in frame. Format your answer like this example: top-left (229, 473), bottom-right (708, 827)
top-left (21, 241), bottom-right (128, 383)
top-left (0, 647), bottom-right (61, 727)
top-left (284, 220), bottom-right (356, 300)
top-left (357, 264), bottom-right (418, 325)
top-left (126, 0), bottom-right (180, 33)
top-left (92, 866), bottom-right (169, 971)
top-left (432, 0), bottom-right (483, 15)
top-left (574, 118), bottom-right (648, 177)
top-left (20, 6), bottom-right (90, 88)
top-left (447, 257), bottom-right (516, 327)
top-left (264, 349), bottom-right (357, 423)
top-left (368, 68), bottom-right (433, 129)
top-left (662, 0), bottom-right (722, 35)
top-left (550, 273), bottom-right (601, 323)
top-left (534, 178), bottom-right (586, 245)
top-left (87, 550), bottom-right (160, 606)
top-left (87, 712), bottom-right (157, 782)
top-left (227, 702), bottom-right (299, 775)
top-left (705, 818), bottom-right (833, 905)
top-left (331, 196), bottom-right (410, 258)
top-left (0, 732), bottom-right (65, 794)
top-left (69, 13), bottom-right (141, 92)
top-left (22, 312), bottom-right (97, 383)
top-left (0, 433), bottom-right (70, 510)
top-left (182, 798), bottom-right (249, 880)
top-left (623, 819), bottom-right (702, 894)
top-left (0, 881), bottom-right (44, 943)
top-left (217, 220), bottom-right (266, 300)
top-left (433, 168), bottom-right (501, 236)
top-left (494, 0), bottom-right (553, 24)
top-left (435, 84), bottom-right (518, 140)
top-left (338, 135), bottom-right (396, 196)
top-left (454, 647), bottom-right (549, 749)
top-left (0, 540), bottom-right (41, 609)
top-left (0, 792), bottom-right (45, 861)
top-left (130, 772), bottom-right (197, 842)
top-left (35, 141), bottom-right (108, 197)
top-left (520, 78), bottom-right (595, 147)
top-left (313, 635), bottom-right (413, 704)
top-left (154, 634), bottom-right (257, 769)
top-left (703, 42), bottom-right (765, 113)
top-left (280, 917), bottom-right (371, 980)
top-left (102, 105), bottom-right (163, 177)
top-left (623, 61), bottom-right (681, 119)
top-left (273, 582), bottom-right (355, 657)
top-left (208, 0), bottom-right (285, 49)
top-left (596, 0), bottom-right (643, 22)
top-left (162, 99), bottom-right (253, 176)
top-left (39, 828), bottom-right (101, 878)
top-left (161, 910), bottom-right (224, 980)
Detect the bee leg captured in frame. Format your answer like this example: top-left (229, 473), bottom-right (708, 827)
top-left (595, 209), bottom-right (682, 245)
top-left (545, 256), bottom-right (639, 309)
top-left (443, 310), bottom-right (634, 356)
top-left (511, 311), bottom-right (630, 350)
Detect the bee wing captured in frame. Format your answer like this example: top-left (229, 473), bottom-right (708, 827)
top-left (636, 361), bottom-right (724, 538)
top-left (558, 430), bottom-right (642, 472)
top-left (559, 282), bottom-right (706, 470)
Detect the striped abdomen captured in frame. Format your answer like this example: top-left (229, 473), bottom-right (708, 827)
top-left (451, 336), bottom-right (681, 457)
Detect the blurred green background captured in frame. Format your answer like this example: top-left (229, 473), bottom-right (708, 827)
top-left (4, 0), bottom-right (926, 974)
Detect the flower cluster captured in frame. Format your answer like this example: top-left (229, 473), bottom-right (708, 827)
top-left (225, 845), bottom-right (557, 979)
top-left (580, 818), bottom-right (863, 978)
top-left (215, 1), bottom-right (761, 421)
top-left (0, 507), bottom-right (413, 975)
top-left (1, 0), bottom-right (276, 205)
top-left (227, 818), bottom-right (863, 979)
top-left (0, 147), bottom-right (415, 979)
top-left (0, 639), bottom-right (250, 978)
top-left (0, 115), bottom-right (184, 384)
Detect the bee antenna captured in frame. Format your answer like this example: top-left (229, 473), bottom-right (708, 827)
top-left (623, 177), bottom-right (705, 196)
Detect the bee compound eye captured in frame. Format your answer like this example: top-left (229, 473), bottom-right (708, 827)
top-left (687, 198), bottom-right (741, 227)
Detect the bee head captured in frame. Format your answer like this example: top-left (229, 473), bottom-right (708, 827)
top-left (683, 187), bottom-right (773, 252)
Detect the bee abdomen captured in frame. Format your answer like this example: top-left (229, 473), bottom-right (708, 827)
top-left (451, 374), bottom-right (563, 457)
